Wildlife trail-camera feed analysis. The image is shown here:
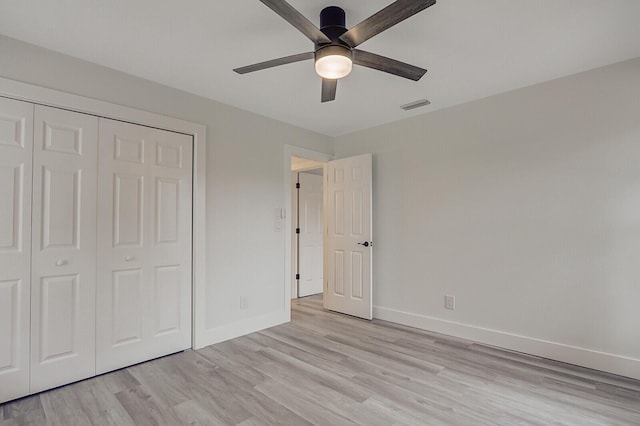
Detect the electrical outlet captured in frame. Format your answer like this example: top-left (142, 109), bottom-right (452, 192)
top-left (240, 296), bottom-right (249, 310)
top-left (445, 295), bottom-right (455, 310)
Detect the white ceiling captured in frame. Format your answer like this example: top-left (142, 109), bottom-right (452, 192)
top-left (2, 1), bottom-right (640, 137)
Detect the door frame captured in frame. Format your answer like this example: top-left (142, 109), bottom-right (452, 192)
top-left (283, 145), bottom-right (331, 316)
top-left (0, 77), bottom-right (208, 349)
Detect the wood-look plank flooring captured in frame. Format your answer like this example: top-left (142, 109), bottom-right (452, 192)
top-left (2, 295), bottom-right (639, 425)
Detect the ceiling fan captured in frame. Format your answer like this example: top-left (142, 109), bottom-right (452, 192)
top-left (234, 0), bottom-right (436, 102)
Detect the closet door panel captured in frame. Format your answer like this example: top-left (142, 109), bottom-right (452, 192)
top-left (97, 118), bottom-right (192, 374)
top-left (97, 120), bottom-right (149, 373)
top-left (30, 105), bottom-right (98, 393)
top-left (0, 98), bottom-right (33, 403)
top-left (148, 129), bottom-right (192, 351)
top-left (113, 173), bottom-right (144, 247)
top-left (112, 268), bottom-right (144, 345)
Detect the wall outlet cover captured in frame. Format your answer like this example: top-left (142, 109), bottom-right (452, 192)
top-left (445, 295), bottom-right (455, 310)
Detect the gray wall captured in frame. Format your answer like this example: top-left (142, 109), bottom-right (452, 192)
top-left (4, 32), bottom-right (639, 375)
top-left (334, 58), bottom-right (640, 370)
top-left (0, 35), bottom-right (332, 332)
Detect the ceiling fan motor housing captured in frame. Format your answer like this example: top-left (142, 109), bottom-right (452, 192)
top-left (315, 6), bottom-right (353, 76)
top-left (319, 6), bottom-right (349, 44)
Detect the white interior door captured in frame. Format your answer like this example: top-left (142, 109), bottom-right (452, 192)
top-left (96, 118), bottom-right (193, 374)
top-left (325, 153), bottom-right (373, 319)
top-left (30, 106), bottom-right (98, 393)
top-left (297, 171), bottom-right (323, 297)
top-left (0, 97), bottom-right (33, 403)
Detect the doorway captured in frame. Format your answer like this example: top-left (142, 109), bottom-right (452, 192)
top-left (283, 146), bottom-right (373, 321)
top-left (292, 158), bottom-right (325, 298)
top-left (283, 146), bottom-right (331, 314)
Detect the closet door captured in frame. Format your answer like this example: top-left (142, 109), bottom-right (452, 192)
top-left (30, 106), bottom-right (98, 393)
top-left (96, 118), bottom-right (192, 374)
top-left (0, 98), bottom-right (33, 403)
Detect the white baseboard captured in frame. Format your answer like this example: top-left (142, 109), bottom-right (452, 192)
top-left (194, 310), bottom-right (290, 350)
top-left (373, 306), bottom-right (640, 381)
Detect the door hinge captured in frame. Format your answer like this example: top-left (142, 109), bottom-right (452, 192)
top-left (296, 228), bottom-right (300, 234)
top-left (296, 274), bottom-right (300, 280)
top-left (296, 182), bottom-right (300, 189)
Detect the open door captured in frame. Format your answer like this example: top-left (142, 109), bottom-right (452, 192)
top-left (324, 153), bottom-right (372, 320)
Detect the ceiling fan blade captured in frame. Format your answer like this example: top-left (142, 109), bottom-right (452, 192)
top-left (321, 79), bottom-right (337, 103)
top-left (259, 0), bottom-right (331, 45)
top-left (339, 0), bottom-right (436, 48)
top-left (233, 52), bottom-right (314, 74)
top-left (353, 50), bottom-right (427, 81)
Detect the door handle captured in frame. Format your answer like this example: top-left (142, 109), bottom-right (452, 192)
top-left (55, 259), bottom-right (68, 266)
top-left (357, 241), bottom-right (373, 247)
top-left (125, 256), bottom-right (135, 262)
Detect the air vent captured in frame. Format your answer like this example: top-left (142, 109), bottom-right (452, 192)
top-left (401, 99), bottom-right (431, 111)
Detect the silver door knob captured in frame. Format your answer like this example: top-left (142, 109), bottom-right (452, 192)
top-left (55, 259), bottom-right (68, 266)
top-left (125, 256), bottom-right (135, 262)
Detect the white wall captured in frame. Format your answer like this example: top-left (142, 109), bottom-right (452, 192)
top-left (0, 35), bottom-right (332, 344)
top-left (334, 58), bottom-right (640, 378)
top-left (4, 33), bottom-right (639, 378)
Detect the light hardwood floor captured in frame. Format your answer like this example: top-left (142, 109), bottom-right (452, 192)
top-left (2, 295), bottom-right (639, 425)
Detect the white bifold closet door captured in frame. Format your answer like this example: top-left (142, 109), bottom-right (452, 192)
top-left (0, 98), bottom-right (33, 403)
top-left (96, 118), bottom-right (193, 374)
top-left (30, 105), bottom-right (98, 393)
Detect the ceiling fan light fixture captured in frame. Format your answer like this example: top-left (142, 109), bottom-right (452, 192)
top-left (315, 45), bottom-right (353, 79)
top-left (235, 0), bottom-right (436, 102)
